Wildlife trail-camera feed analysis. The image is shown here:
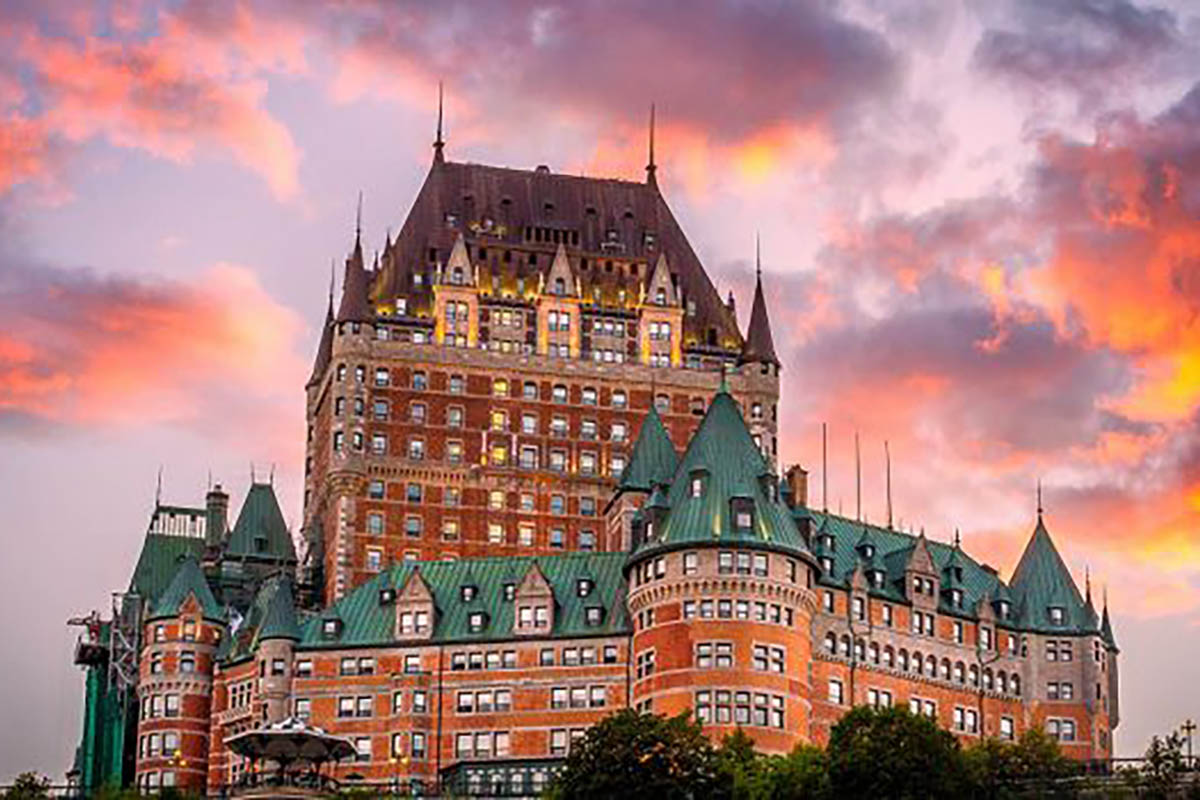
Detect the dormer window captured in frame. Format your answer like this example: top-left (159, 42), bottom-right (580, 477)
top-left (461, 585), bottom-right (478, 602)
top-left (950, 589), bottom-right (963, 607)
top-left (821, 534), bottom-right (835, 550)
top-left (655, 288), bottom-right (666, 305)
top-left (585, 606), bottom-right (604, 626)
top-left (554, 277), bottom-right (566, 296)
top-left (576, 579), bottom-right (594, 597)
top-left (1049, 606), bottom-right (1065, 624)
top-left (468, 612), bottom-right (488, 632)
top-left (379, 588), bottom-right (396, 605)
top-left (322, 618), bottom-right (342, 639)
top-left (997, 600), bottom-right (1010, 618)
top-left (689, 470), bottom-right (707, 498)
top-left (503, 583), bottom-right (516, 601)
top-left (860, 544), bottom-right (875, 559)
top-left (731, 499), bottom-right (754, 532)
top-left (870, 570), bottom-right (884, 588)
top-left (820, 557), bottom-right (833, 574)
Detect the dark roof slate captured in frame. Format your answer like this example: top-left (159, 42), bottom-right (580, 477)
top-left (739, 271), bottom-right (779, 366)
top-left (225, 483), bottom-right (297, 562)
top-left (617, 405), bottom-right (677, 492)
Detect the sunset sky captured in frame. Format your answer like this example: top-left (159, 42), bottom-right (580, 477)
top-left (2, 0), bottom-right (1199, 778)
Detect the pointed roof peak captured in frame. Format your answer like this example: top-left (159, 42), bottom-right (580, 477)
top-left (738, 246), bottom-right (780, 367)
top-left (150, 555), bottom-right (224, 621)
top-left (617, 404), bottom-right (677, 493)
top-left (646, 103), bottom-right (657, 187)
top-left (434, 80), bottom-right (445, 163)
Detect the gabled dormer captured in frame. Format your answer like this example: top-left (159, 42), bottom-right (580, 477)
top-left (543, 243), bottom-right (578, 298)
top-left (513, 561), bottom-right (555, 636)
top-left (904, 531), bottom-right (939, 607)
top-left (941, 543), bottom-right (967, 610)
top-left (537, 244), bottom-right (580, 357)
top-left (645, 252), bottom-right (678, 307)
top-left (395, 568), bottom-right (436, 640)
top-left (854, 526), bottom-right (887, 589)
top-left (432, 233), bottom-right (478, 348)
top-left (638, 252), bottom-right (683, 367)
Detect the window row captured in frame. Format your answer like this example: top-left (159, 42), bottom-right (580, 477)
top-left (549, 686), bottom-right (608, 709)
top-left (820, 634), bottom-right (1023, 695)
top-left (682, 598), bottom-right (795, 628)
top-left (139, 693), bottom-right (180, 720)
top-left (694, 691), bottom-right (785, 729)
top-left (137, 731), bottom-right (180, 759)
top-left (366, 483), bottom-right (601, 516)
top-left (148, 650), bottom-right (197, 675)
top-left (457, 689), bottom-right (514, 714)
top-left (336, 365), bottom-right (633, 409)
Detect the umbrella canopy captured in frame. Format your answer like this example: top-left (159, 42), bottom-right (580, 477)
top-left (225, 717), bottom-right (356, 763)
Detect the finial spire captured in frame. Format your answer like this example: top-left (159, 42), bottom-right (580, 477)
top-left (954, 528), bottom-right (961, 548)
top-left (646, 103), bottom-right (657, 186)
top-left (755, 232), bottom-right (762, 278)
top-left (434, 80), bottom-right (445, 163)
top-left (1037, 478), bottom-right (1044, 520)
top-left (328, 258), bottom-right (335, 311)
top-left (1085, 565), bottom-right (1092, 602)
top-left (884, 439), bottom-right (893, 529)
top-left (854, 431), bottom-right (861, 522)
top-left (155, 466), bottom-right (162, 507)
top-left (821, 422), bottom-right (828, 513)
top-left (355, 190), bottom-right (363, 246)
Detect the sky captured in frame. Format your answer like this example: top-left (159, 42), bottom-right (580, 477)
top-left (1, 0), bottom-right (1199, 779)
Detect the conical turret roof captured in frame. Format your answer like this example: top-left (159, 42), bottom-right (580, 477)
top-left (150, 556), bottom-right (224, 621)
top-left (257, 578), bottom-right (301, 642)
top-left (739, 270), bottom-right (779, 366)
top-left (307, 300), bottom-right (335, 387)
top-left (629, 387), bottom-right (814, 565)
top-left (1009, 515), bottom-right (1088, 632)
top-left (1101, 602), bottom-right (1118, 651)
top-left (617, 406), bottom-right (677, 492)
top-left (336, 233), bottom-right (374, 324)
top-left (225, 483), bottom-right (297, 562)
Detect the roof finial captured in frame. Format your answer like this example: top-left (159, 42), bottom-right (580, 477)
top-left (954, 527), bottom-right (961, 548)
top-left (328, 258), bottom-right (336, 311)
top-left (884, 439), bottom-right (893, 530)
top-left (434, 80), bottom-right (445, 163)
top-left (355, 190), bottom-right (363, 246)
top-left (1085, 565), bottom-right (1092, 602)
top-left (854, 431), bottom-right (862, 522)
top-left (646, 103), bottom-right (657, 186)
top-left (155, 465), bottom-right (163, 507)
top-left (755, 232), bottom-right (762, 278)
top-left (1036, 478), bottom-right (1044, 520)
top-left (821, 421), bottom-right (828, 513)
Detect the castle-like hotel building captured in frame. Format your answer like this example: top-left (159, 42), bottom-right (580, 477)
top-left (69, 127), bottom-right (1120, 797)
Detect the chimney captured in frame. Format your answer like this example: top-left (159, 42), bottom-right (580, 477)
top-left (784, 465), bottom-right (808, 508)
top-left (206, 483), bottom-right (229, 546)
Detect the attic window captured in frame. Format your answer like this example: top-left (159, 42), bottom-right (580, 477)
top-left (503, 583), bottom-right (516, 601)
top-left (544, 201), bottom-right (555, 213)
top-left (623, 209), bottom-right (634, 220)
top-left (821, 534), bottom-right (835, 550)
top-left (585, 606), bottom-right (604, 626)
top-left (871, 570), bottom-right (884, 588)
top-left (820, 556), bottom-right (833, 574)
top-left (689, 470), bottom-right (707, 498)
top-left (606, 229), bottom-right (619, 242)
top-left (644, 232), bottom-right (656, 248)
top-left (577, 578), bottom-right (594, 597)
top-left (461, 585), bottom-right (478, 602)
top-left (379, 588), bottom-right (396, 605)
top-left (860, 544), bottom-right (875, 559)
top-left (731, 499), bottom-right (754, 532)
top-left (1049, 606), bottom-right (1065, 624)
top-left (322, 618), bottom-right (342, 638)
top-left (255, 536), bottom-right (268, 553)
top-left (997, 600), bottom-right (1010, 617)
top-left (951, 589), bottom-right (963, 607)
top-left (468, 612), bottom-right (488, 632)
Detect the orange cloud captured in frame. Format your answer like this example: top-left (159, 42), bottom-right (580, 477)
top-left (0, 262), bottom-right (307, 454)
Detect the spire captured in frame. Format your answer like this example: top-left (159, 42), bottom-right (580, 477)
top-left (1010, 510), bottom-right (1089, 632)
top-left (1036, 478), bottom-right (1043, 521)
top-left (1101, 585), bottom-right (1118, 650)
top-left (854, 432), bottom-right (861, 522)
top-left (434, 80), bottom-right (445, 163)
top-left (617, 404), bottom-right (678, 493)
top-left (738, 240), bottom-right (780, 367)
top-left (646, 103), bottom-right (657, 187)
top-left (337, 198), bottom-right (374, 324)
top-left (884, 440), bottom-right (893, 529)
top-left (307, 267), bottom-right (336, 387)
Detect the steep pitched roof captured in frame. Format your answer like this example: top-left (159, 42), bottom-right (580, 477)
top-left (617, 405), bottom-right (677, 492)
top-left (225, 483), bottom-right (297, 562)
top-left (257, 578), bottom-right (301, 642)
top-left (128, 530), bottom-right (207, 604)
top-left (298, 552), bottom-right (629, 648)
top-left (1009, 516), bottom-right (1089, 632)
top-left (150, 556), bottom-right (224, 621)
top-left (336, 234), bottom-right (374, 324)
top-left (307, 301), bottom-right (335, 388)
top-left (1101, 602), bottom-right (1118, 651)
top-left (739, 270), bottom-right (779, 366)
top-left (631, 388), bottom-right (813, 563)
top-left (379, 159), bottom-right (742, 347)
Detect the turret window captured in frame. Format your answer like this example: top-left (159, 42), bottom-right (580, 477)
top-left (576, 579), bottom-right (593, 597)
top-left (683, 552), bottom-right (699, 575)
top-left (1048, 606), bottom-right (1065, 624)
top-left (731, 500), bottom-right (754, 532)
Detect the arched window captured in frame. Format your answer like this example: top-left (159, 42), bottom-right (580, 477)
top-left (983, 668), bottom-right (994, 691)
top-left (554, 277), bottom-right (565, 296)
top-left (839, 635), bottom-right (851, 657)
top-left (997, 671), bottom-right (1008, 693)
top-left (908, 650), bottom-right (918, 673)
top-left (854, 638), bottom-right (865, 660)
top-left (824, 632), bottom-right (837, 654)
top-left (954, 661), bottom-right (965, 684)
top-left (969, 664), bottom-right (979, 686)
top-left (884, 646), bottom-right (895, 669)
top-left (655, 287), bottom-right (666, 305)
top-left (451, 266), bottom-right (464, 284)
top-left (926, 655), bottom-right (936, 675)
top-left (940, 658), bottom-right (951, 680)
top-left (1011, 674), bottom-right (1021, 696)
top-left (869, 642), bottom-right (880, 664)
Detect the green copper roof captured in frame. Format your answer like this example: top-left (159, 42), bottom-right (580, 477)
top-left (225, 483), bottom-right (297, 562)
top-left (1101, 603), bottom-right (1118, 651)
top-left (299, 552), bottom-right (630, 649)
top-left (802, 509), bottom-right (1013, 618)
top-left (617, 405), bottom-right (677, 492)
top-left (128, 532), bottom-right (207, 604)
top-left (150, 556), bottom-right (224, 621)
top-left (631, 390), bottom-right (813, 563)
top-left (1009, 516), bottom-right (1090, 633)
top-left (257, 578), bottom-right (301, 642)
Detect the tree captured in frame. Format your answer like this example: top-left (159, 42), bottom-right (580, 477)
top-left (713, 729), bottom-right (769, 799)
top-left (1, 774), bottom-right (50, 800)
top-left (761, 744), bottom-right (830, 800)
top-left (545, 709), bottom-right (719, 800)
top-left (1124, 733), bottom-right (1187, 800)
top-left (965, 729), bottom-right (1076, 798)
top-left (826, 706), bottom-right (970, 799)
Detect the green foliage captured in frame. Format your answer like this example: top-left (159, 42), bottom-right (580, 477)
top-left (1, 774), bottom-right (50, 800)
top-left (545, 709), bottom-right (719, 800)
top-left (759, 745), bottom-right (830, 800)
top-left (827, 706), bottom-right (970, 800)
top-left (1123, 733), bottom-right (1188, 799)
top-left (964, 728), bottom-right (1077, 799)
